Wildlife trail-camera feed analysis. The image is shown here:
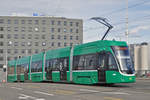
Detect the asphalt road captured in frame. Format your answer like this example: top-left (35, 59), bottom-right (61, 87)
top-left (0, 79), bottom-right (150, 100)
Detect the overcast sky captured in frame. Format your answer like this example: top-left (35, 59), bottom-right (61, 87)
top-left (0, 0), bottom-right (150, 44)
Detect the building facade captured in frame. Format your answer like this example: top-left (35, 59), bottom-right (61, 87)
top-left (130, 43), bottom-right (150, 77)
top-left (0, 16), bottom-right (83, 68)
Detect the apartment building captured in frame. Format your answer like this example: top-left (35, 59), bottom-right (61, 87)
top-left (0, 16), bottom-right (83, 67)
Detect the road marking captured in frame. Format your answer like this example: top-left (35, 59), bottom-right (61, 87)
top-left (34, 91), bottom-right (54, 96)
top-left (19, 94), bottom-right (45, 100)
top-left (27, 85), bottom-right (40, 88)
top-left (104, 97), bottom-right (123, 100)
top-left (80, 89), bottom-right (99, 93)
top-left (54, 90), bottom-right (75, 95)
top-left (102, 92), bottom-right (130, 95)
top-left (11, 87), bottom-right (23, 90)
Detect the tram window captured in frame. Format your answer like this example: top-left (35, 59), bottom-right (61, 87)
top-left (31, 61), bottom-right (42, 72)
top-left (73, 56), bottom-right (80, 70)
top-left (98, 55), bottom-right (105, 69)
top-left (46, 57), bottom-right (69, 71)
top-left (108, 54), bottom-right (118, 70)
top-left (52, 59), bottom-right (60, 71)
top-left (45, 60), bottom-right (53, 72)
top-left (20, 64), bottom-right (29, 73)
top-left (17, 65), bottom-right (22, 74)
top-left (73, 53), bottom-right (97, 70)
top-left (85, 54), bottom-right (97, 70)
top-left (8, 66), bottom-right (15, 74)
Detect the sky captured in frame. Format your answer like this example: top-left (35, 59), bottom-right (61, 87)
top-left (0, 0), bottom-right (150, 44)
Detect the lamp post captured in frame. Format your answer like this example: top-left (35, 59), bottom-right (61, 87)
top-left (5, 41), bottom-right (12, 82)
top-left (125, 0), bottom-right (129, 44)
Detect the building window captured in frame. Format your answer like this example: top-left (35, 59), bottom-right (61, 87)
top-left (58, 42), bottom-right (61, 47)
top-left (21, 20), bottom-right (25, 24)
top-left (64, 28), bottom-right (67, 32)
top-left (21, 34), bottom-right (25, 39)
top-left (7, 57), bottom-right (11, 61)
top-left (7, 27), bottom-right (11, 31)
top-left (7, 19), bottom-right (11, 24)
top-left (35, 20), bottom-right (39, 24)
top-left (21, 42), bottom-right (25, 46)
top-left (51, 35), bottom-right (54, 39)
top-left (58, 28), bottom-right (61, 32)
top-left (76, 36), bottom-right (79, 40)
top-left (57, 21), bottom-right (61, 25)
top-left (42, 20), bottom-right (46, 25)
top-left (70, 29), bottom-right (73, 33)
top-left (76, 29), bottom-right (79, 33)
top-left (51, 42), bottom-right (54, 46)
top-left (28, 27), bottom-right (32, 32)
top-left (64, 43), bottom-right (67, 47)
top-left (35, 42), bottom-right (38, 46)
top-left (70, 22), bottom-right (73, 26)
top-left (0, 34), bottom-right (3, 38)
top-left (0, 27), bottom-right (4, 31)
top-left (14, 49), bottom-right (18, 54)
top-left (64, 35), bottom-right (66, 40)
top-left (14, 34), bottom-right (18, 39)
top-left (28, 20), bottom-right (32, 24)
top-left (57, 35), bottom-right (60, 39)
top-left (14, 42), bottom-right (18, 46)
top-left (7, 34), bottom-right (11, 39)
top-left (70, 43), bottom-right (73, 46)
top-left (51, 20), bottom-right (55, 25)
top-left (42, 35), bottom-right (45, 39)
top-left (64, 21), bottom-right (67, 26)
top-left (35, 34), bottom-right (39, 39)
top-left (0, 42), bottom-right (3, 46)
top-left (0, 19), bottom-right (4, 24)
top-left (28, 49), bottom-right (32, 54)
top-left (42, 42), bottom-right (46, 46)
top-left (13, 56), bottom-right (17, 60)
top-left (35, 49), bottom-right (38, 54)
top-left (70, 36), bottom-right (73, 40)
top-left (21, 27), bottom-right (25, 32)
top-left (8, 41), bottom-right (12, 46)
top-left (0, 49), bottom-right (3, 53)
top-left (7, 49), bottom-right (11, 54)
top-left (14, 27), bottom-right (18, 32)
top-left (0, 57), bottom-right (3, 61)
top-left (76, 22), bottom-right (79, 27)
top-left (28, 34), bottom-right (32, 39)
top-left (21, 49), bottom-right (25, 54)
top-left (51, 28), bottom-right (54, 33)
top-left (14, 20), bottom-right (18, 24)
top-left (42, 27), bottom-right (46, 32)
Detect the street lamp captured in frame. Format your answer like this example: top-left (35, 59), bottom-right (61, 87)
top-left (4, 41), bottom-right (12, 82)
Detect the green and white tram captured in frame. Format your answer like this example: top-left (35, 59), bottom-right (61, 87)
top-left (7, 40), bottom-right (135, 84)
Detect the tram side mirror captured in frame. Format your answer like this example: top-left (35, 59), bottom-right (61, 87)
top-left (3, 65), bottom-right (7, 72)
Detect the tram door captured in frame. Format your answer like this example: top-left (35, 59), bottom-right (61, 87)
top-left (24, 71), bottom-right (28, 80)
top-left (60, 67), bottom-right (67, 81)
top-left (60, 58), bottom-right (68, 81)
top-left (24, 65), bottom-right (28, 80)
top-left (98, 53), bottom-right (107, 82)
top-left (17, 66), bottom-right (21, 81)
top-left (46, 69), bottom-right (52, 80)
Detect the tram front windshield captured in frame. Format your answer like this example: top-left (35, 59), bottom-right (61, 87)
top-left (112, 46), bottom-right (135, 74)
